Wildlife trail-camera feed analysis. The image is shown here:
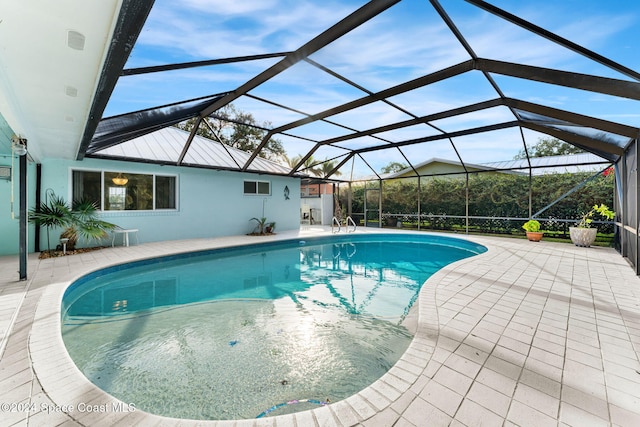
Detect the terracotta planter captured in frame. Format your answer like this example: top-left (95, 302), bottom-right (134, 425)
top-left (525, 231), bottom-right (543, 242)
top-left (569, 227), bottom-right (597, 247)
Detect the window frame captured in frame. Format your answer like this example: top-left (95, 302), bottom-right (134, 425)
top-left (70, 168), bottom-right (179, 212)
top-left (243, 179), bottom-right (271, 196)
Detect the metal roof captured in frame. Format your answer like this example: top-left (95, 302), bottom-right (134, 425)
top-left (92, 126), bottom-right (293, 175)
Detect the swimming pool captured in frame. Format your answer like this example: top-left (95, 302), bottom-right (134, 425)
top-left (61, 233), bottom-right (486, 420)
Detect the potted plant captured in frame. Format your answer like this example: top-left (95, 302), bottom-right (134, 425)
top-left (569, 203), bottom-right (615, 247)
top-left (29, 193), bottom-right (116, 254)
top-left (522, 219), bottom-right (543, 242)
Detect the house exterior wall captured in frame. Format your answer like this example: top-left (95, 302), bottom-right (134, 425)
top-left (320, 193), bottom-right (334, 225)
top-left (0, 157), bottom-right (301, 255)
top-left (300, 194), bottom-right (334, 225)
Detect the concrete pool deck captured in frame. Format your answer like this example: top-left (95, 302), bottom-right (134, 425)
top-left (1, 227), bottom-right (639, 426)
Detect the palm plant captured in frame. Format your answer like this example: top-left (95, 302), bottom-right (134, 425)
top-left (250, 217), bottom-right (269, 235)
top-left (29, 193), bottom-right (116, 252)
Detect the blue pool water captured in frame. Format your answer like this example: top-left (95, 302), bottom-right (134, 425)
top-left (62, 233), bottom-right (485, 420)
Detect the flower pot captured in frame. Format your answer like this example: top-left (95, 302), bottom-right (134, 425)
top-left (569, 227), bottom-right (597, 247)
top-left (526, 231), bottom-right (543, 242)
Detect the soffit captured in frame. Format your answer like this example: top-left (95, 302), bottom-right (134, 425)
top-left (0, 0), bottom-right (123, 161)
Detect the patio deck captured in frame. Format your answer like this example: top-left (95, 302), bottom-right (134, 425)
top-left (1, 228), bottom-right (639, 426)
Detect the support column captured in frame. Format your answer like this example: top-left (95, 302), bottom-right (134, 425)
top-left (465, 173), bottom-right (469, 235)
top-left (528, 169), bottom-right (533, 218)
top-left (347, 182), bottom-right (352, 218)
top-left (418, 176), bottom-right (421, 231)
top-left (378, 179), bottom-right (382, 228)
top-left (34, 164), bottom-right (41, 252)
top-left (636, 138), bottom-right (639, 274)
top-left (19, 150), bottom-right (27, 280)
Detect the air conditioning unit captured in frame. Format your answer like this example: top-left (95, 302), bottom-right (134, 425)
top-left (0, 166), bottom-right (10, 180)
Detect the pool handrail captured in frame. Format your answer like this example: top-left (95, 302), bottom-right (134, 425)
top-left (332, 216), bottom-right (341, 233)
top-left (332, 216), bottom-right (356, 233)
top-left (346, 216), bottom-right (357, 233)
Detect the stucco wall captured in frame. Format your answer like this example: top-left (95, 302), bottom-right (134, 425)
top-left (301, 194), bottom-right (334, 225)
top-left (0, 157), bottom-right (301, 255)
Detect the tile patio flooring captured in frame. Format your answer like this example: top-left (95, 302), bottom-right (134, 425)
top-left (1, 228), bottom-right (639, 426)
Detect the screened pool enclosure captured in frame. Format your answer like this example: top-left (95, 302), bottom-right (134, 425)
top-left (66, 1), bottom-right (640, 273)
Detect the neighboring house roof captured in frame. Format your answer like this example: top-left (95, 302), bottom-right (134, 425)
top-left (383, 153), bottom-right (610, 179)
top-left (384, 157), bottom-right (511, 179)
top-left (90, 126), bottom-right (293, 175)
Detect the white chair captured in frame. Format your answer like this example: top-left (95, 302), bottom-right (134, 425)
top-left (111, 227), bottom-right (139, 247)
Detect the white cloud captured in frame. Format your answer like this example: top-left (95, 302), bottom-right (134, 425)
top-left (182, 0), bottom-right (278, 15)
top-left (135, 0), bottom-right (361, 60)
top-left (310, 15), bottom-right (470, 91)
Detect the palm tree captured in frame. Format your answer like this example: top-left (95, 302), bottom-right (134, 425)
top-left (284, 154), bottom-right (300, 169)
top-left (29, 193), bottom-right (116, 252)
top-left (284, 154), bottom-right (322, 176)
top-left (320, 159), bottom-right (342, 178)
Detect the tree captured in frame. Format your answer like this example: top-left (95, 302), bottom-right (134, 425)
top-left (319, 159), bottom-right (341, 178)
top-left (176, 117), bottom-right (216, 140)
top-left (381, 161), bottom-right (408, 174)
top-left (514, 137), bottom-right (584, 159)
top-left (175, 104), bottom-right (285, 162)
top-left (284, 154), bottom-right (341, 178)
top-left (285, 154), bottom-right (320, 176)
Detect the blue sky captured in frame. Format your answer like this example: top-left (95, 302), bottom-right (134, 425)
top-left (105, 0), bottom-right (640, 178)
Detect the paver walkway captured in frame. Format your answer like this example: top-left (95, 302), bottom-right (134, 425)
top-left (0, 229), bottom-right (639, 426)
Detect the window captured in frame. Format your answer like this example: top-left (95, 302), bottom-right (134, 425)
top-left (72, 170), bottom-right (177, 211)
top-left (107, 186), bottom-right (126, 210)
top-left (155, 175), bottom-right (176, 209)
top-left (244, 180), bottom-right (270, 195)
top-left (72, 170), bottom-right (101, 205)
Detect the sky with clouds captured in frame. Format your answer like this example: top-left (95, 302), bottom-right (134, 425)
top-left (105, 0), bottom-right (640, 178)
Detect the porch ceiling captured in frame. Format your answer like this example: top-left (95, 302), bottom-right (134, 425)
top-left (0, 0), bottom-right (127, 161)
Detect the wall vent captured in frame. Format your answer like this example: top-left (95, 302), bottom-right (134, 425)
top-left (67, 30), bottom-right (85, 50)
top-left (0, 166), bottom-right (11, 180)
top-left (65, 85), bottom-right (78, 97)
